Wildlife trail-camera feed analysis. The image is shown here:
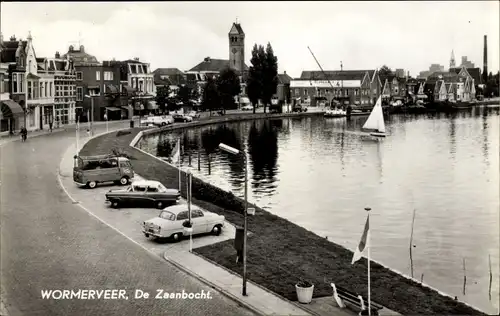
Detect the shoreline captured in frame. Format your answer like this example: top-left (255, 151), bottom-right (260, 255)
top-left (79, 113), bottom-right (490, 315)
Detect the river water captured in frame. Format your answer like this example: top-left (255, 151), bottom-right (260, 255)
top-left (138, 106), bottom-right (500, 314)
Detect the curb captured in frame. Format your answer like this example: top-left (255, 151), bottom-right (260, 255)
top-left (189, 251), bottom-right (321, 316)
top-left (162, 252), bottom-right (269, 316)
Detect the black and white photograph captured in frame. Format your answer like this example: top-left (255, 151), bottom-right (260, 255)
top-left (0, 1), bottom-right (499, 315)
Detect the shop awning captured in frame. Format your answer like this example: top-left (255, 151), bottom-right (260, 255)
top-left (106, 85), bottom-right (119, 94)
top-left (1, 100), bottom-right (25, 118)
top-left (105, 107), bottom-right (122, 112)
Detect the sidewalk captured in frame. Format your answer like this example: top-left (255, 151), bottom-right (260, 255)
top-left (163, 247), bottom-right (314, 316)
top-left (0, 118), bottom-right (135, 146)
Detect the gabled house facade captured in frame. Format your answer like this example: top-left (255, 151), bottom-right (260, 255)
top-left (3, 32), bottom-right (54, 131)
top-left (36, 52), bottom-right (76, 128)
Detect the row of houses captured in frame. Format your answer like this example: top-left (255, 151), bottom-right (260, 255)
top-left (288, 64), bottom-right (483, 107)
top-left (0, 32), bottom-right (156, 134)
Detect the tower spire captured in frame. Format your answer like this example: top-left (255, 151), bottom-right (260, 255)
top-left (450, 50), bottom-right (456, 69)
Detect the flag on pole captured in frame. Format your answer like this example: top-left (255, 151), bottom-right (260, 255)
top-left (352, 215), bottom-right (369, 264)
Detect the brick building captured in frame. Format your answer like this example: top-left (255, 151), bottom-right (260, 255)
top-left (290, 70), bottom-right (381, 106)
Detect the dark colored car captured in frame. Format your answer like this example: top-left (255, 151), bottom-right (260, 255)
top-left (105, 180), bottom-right (180, 209)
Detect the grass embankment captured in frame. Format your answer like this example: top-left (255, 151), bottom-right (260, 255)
top-left (80, 128), bottom-right (487, 316)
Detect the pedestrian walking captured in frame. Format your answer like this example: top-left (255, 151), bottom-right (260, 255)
top-left (49, 121), bottom-right (53, 132)
top-left (20, 127), bottom-right (27, 142)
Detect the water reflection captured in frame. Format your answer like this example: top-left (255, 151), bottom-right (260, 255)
top-left (448, 112), bottom-right (457, 159)
top-left (248, 120), bottom-right (279, 195)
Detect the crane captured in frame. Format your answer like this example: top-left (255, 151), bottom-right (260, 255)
top-left (307, 46), bottom-right (338, 106)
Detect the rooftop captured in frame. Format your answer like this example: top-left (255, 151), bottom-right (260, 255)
top-left (62, 45), bottom-right (99, 66)
top-left (189, 57), bottom-right (248, 73)
top-left (300, 70), bottom-right (372, 81)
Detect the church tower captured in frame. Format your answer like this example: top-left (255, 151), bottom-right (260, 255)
top-left (228, 21), bottom-right (245, 73)
top-left (449, 50), bottom-right (456, 69)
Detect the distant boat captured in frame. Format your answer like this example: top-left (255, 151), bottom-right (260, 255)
top-left (324, 108), bottom-right (347, 118)
top-left (362, 96), bottom-right (387, 137)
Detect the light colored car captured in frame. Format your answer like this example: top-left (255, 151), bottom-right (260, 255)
top-left (173, 113), bottom-right (193, 122)
top-left (140, 115), bottom-right (173, 127)
top-left (142, 204), bottom-right (225, 241)
top-left (241, 104), bottom-right (253, 111)
top-left (187, 111), bottom-right (200, 119)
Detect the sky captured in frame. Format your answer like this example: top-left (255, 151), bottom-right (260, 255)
top-left (1, 1), bottom-right (499, 78)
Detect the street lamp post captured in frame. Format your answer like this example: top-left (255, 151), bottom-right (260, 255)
top-left (84, 95), bottom-right (94, 136)
top-left (218, 143), bottom-right (248, 296)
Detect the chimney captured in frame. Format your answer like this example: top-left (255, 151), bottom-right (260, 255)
top-left (0, 33), bottom-right (3, 45)
top-left (80, 45), bottom-right (85, 52)
top-left (10, 35), bottom-right (16, 41)
top-left (55, 51), bottom-right (60, 58)
top-left (134, 57), bottom-right (139, 61)
top-left (284, 71), bottom-right (286, 75)
top-left (483, 35), bottom-right (488, 83)
top-left (69, 45), bottom-right (74, 52)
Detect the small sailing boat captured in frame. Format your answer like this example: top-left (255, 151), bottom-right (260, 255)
top-left (362, 96), bottom-right (387, 138)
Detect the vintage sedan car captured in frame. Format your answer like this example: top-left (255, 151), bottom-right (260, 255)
top-left (105, 180), bottom-right (180, 209)
top-left (241, 104), bottom-right (253, 111)
top-left (173, 113), bottom-right (193, 123)
top-left (142, 204), bottom-right (225, 241)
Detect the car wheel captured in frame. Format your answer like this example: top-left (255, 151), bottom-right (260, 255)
top-left (144, 233), bottom-right (150, 238)
top-left (87, 181), bottom-right (97, 189)
top-left (120, 176), bottom-right (129, 185)
top-left (171, 232), bottom-right (182, 242)
top-left (211, 225), bottom-right (222, 236)
top-left (161, 122), bottom-right (166, 126)
top-left (111, 200), bottom-right (120, 208)
top-left (156, 201), bottom-right (164, 209)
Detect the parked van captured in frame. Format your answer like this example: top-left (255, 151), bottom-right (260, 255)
top-left (73, 155), bottom-right (134, 189)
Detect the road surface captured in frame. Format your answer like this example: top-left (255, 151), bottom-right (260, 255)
top-left (0, 122), bottom-right (255, 316)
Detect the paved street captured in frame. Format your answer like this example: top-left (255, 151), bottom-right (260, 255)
top-left (0, 122), bottom-right (255, 316)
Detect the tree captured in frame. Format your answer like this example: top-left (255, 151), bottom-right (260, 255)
top-left (216, 67), bottom-right (241, 114)
top-left (247, 44), bottom-right (264, 113)
top-left (201, 76), bottom-right (219, 116)
top-left (155, 85), bottom-right (170, 114)
top-left (177, 85), bottom-right (192, 105)
top-left (261, 43), bottom-right (279, 113)
top-left (379, 65), bottom-right (393, 77)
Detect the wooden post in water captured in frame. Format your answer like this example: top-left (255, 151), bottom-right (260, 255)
top-left (489, 254), bottom-right (492, 301)
top-left (197, 150), bottom-right (201, 171)
top-left (462, 258), bottom-right (467, 295)
top-left (208, 153), bottom-right (211, 175)
top-left (409, 209), bottom-right (417, 279)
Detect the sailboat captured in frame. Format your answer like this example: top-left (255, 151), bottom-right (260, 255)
top-left (362, 96), bottom-right (387, 137)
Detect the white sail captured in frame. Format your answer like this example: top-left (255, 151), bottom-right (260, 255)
top-left (362, 97), bottom-right (385, 133)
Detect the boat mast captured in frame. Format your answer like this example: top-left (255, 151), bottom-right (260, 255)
top-left (307, 46), bottom-right (336, 105)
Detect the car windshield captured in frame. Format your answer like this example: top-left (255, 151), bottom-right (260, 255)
top-left (159, 211), bottom-right (175, 220)
top-left (158, 184), bottom-right (168, 193)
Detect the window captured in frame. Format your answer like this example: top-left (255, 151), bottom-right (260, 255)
top-left (76, 72), bottom-right (83, 80)
top-left (76, 87), bottom-right (83, 101)
top-left (176, 211), bottom-right (189, 221)
top-left (159, 211), bottom-right (175, 221)
top-left (354, 89), bottom-right (359, 96)
top-left (28, 81), bottom-right (33, 99)
top-left (104, 71), bottom-right (113, 81)
top-left (96, 71), bottom-right (100, 81)
top-left (192, 210), bottom-right (204, 218)
top-left (146, 186), bottom-right (158, 193)
top-left (40, 82), bottom-right (44, 98)
top-left (50, 82), bottom-right (53, 97)
top-left (12, 74), bottom-right (18, 93)
top-left (45, 82), bottom-right (48, 97)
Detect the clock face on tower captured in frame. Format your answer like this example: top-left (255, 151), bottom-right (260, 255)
top-left (232, 48), bottom-right (237, 54)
